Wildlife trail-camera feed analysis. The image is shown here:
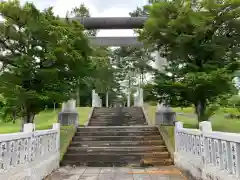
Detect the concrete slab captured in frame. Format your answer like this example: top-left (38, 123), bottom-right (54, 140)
top-left (115, 173), bottom-right (134, 180)
top-left (48, 166), bottom-right (186, 180)
top-left (79, 174), bottom-right (98, 180)
top-left (133, 174), bottom-right (152, 180)
top-left (68, 167), bottom-right (87, 174)
top-left (84, 167), bottom-right (102, 174)
top-left (98, 173), bottom-right (116, 180)
top-left (115, 167), bottom-right (132, 173)
top-left (100, 167), bottom-right (117, 174)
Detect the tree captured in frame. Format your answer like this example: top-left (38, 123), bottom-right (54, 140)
top-left (140, 0), bottom-right (240, 122)
top-left (68, 4), bottom-right (118, 107)
top-left (69, 4), bottom-right (97, 36)
top-left (68, 4), bottom-right (98, 106)
top-left (229, 95), bottom-right (240, 112)
top-left (0, 1), bottom-right (91, 127)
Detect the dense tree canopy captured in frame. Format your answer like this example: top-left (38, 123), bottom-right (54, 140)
top-left (0, 0), bottom-right (91, 124)
top-left (68, 4), bottom-right (119, 106)
top-left (140, 0), bottom-right (240, 121)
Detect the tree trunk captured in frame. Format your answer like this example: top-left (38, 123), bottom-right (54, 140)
top-left (76, 78), bottom-right (80, 107)
top-left (140, 70), bottom-right (144, 86)
top-left (53, 102), bottom-right (56, 112)
top-left (195, 100), bottom-right (207, 123)
top-left (20, 112), bottom-right (35, 132)
top-left (76, 87), bottom-right (80, 107)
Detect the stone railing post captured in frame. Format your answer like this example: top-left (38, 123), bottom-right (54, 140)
top-left (139, 88), bottom-right (143, 106)
top-left (106, 91), bottom-right (109, 107)
top-left (92, 90), bottom-right (96, 107)
top-left (199, 121), bottom-right (212, 177)
top-left (23, 123), bottom-right (35, 132)
top-left (52, 123), bottom-right (60, 153)
top-left (99, 98), bottom-right (102, 107)
top-left (23, 123), bottom-right (35, 164)
top-left (175, 121), bottom-right (183, 153)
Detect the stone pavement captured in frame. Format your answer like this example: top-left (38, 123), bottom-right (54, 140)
top-left (46, 166), bottom-right (187, 180)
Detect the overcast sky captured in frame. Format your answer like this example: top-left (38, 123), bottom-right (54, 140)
top-left (15, 0), bottom-right (148, 37)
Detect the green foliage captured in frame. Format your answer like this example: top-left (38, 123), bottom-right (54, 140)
top-left (229, 95), bottom-right (240, 112)
top-left (141, 0), bottom-right (240, 121)
top-left (68, 4), bottom-right (119, 106)
top-left (69, 3), bottom-right (97, 36)
top-left (0, 0), bottom-right (91, 123)
top-left (112, 47), bottom-right (154, 90)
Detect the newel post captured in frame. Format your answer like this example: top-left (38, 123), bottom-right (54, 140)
top-left (199, 121), bottom-right (212, 172)
top-left (175, 121), bottom-right (183, 153)
top-left (53, 123), bottom-right (60, 153)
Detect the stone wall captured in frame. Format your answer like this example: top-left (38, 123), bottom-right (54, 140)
top-left (174, 121), bottom-right (240, 180)
top-left (0, 123), bottom-right (60, 180)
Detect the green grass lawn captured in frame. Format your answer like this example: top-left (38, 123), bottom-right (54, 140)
top-left (146, 105), bottom-right (240, 133)
top-left (0, 107), bottom-right (92, 159)
top-left (145, 105), bottom-right (240, 152)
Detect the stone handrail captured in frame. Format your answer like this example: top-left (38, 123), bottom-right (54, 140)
top-left (0, 123), bottom-right (60, 180)
top-left (174, 121), bottom-right (240, 180)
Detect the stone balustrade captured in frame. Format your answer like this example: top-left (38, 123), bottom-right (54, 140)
top-left (0, 123), bottom-right (60, 180)
top-left (174, 121), bottom-right (240, 180)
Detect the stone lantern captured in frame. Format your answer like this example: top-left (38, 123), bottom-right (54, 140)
top-left (58, 99), bottom-right (79, 126)
top-left (155, 102), bottom-right (176, 126)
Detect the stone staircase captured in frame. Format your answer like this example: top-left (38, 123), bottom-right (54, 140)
top-left (89, 107), bottom-right (147, 126)
top-left (61, 107), bottom-right (173, 167)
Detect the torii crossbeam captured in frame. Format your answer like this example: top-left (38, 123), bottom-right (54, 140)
top-left (69, 17), bottom-right (148, 46)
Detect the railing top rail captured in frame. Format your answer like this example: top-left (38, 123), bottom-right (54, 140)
top-left (177, 127), bottom-right (202, 136)
top-left (34, 129), bottom-right (58, 136)
top-left (204, 131), bottom-right (240, 143)
top-left (0, 132), bottom-right (31, 142)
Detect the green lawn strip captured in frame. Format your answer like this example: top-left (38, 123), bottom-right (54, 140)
top-left (59, 107), bottom-right (92, 160)
top-left (145, 105), bottom-right (240, 152)
top-left (60, 125), bottom-right (76, 160)
top-left (0, 107), bottom-right (92, 159)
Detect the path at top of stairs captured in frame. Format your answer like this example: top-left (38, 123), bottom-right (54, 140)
top-left (88, 107), bottom-right (148, 126)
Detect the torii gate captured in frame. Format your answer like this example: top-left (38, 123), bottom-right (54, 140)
top-left (73, 17), bottom-right (146, 106)
top-left (70, 17), bottom-right (147, 46)
top-left (69, 17), bottom-right (166, 107)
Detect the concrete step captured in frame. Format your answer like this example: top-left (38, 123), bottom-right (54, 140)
top-left (75, 131), bottom-right (160, 136)
top-left (63, 152), bottom-right (170, 161)
top-left (61, 107), bottom-right (173, 168)
top-left (72, 135), bottom-right (163, 141)
top-left (89, 120), bottom-right (146, 123)
top-left (61, 158), bottom-right (173, 167)
top-left (89, 121), bottom-right (147, 124)
top-left (88, 123), bottom-right (148, 126)
top-left (70, 140), bottom-right (165, 147)
top-left (90, 116), bottom-right (145, 118)
top-left (88, 117), bottom-right (145, 122)
top-left (77, 126), bottom-right (158, 132)
top-left (66, 146), bottom-right (167, 153)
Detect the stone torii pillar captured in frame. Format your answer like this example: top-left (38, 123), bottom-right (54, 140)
top-left (92, 90), bottom-right (102, 107)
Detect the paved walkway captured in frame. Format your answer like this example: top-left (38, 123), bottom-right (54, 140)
top-left (47, 166), bottom-right (187, 180)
